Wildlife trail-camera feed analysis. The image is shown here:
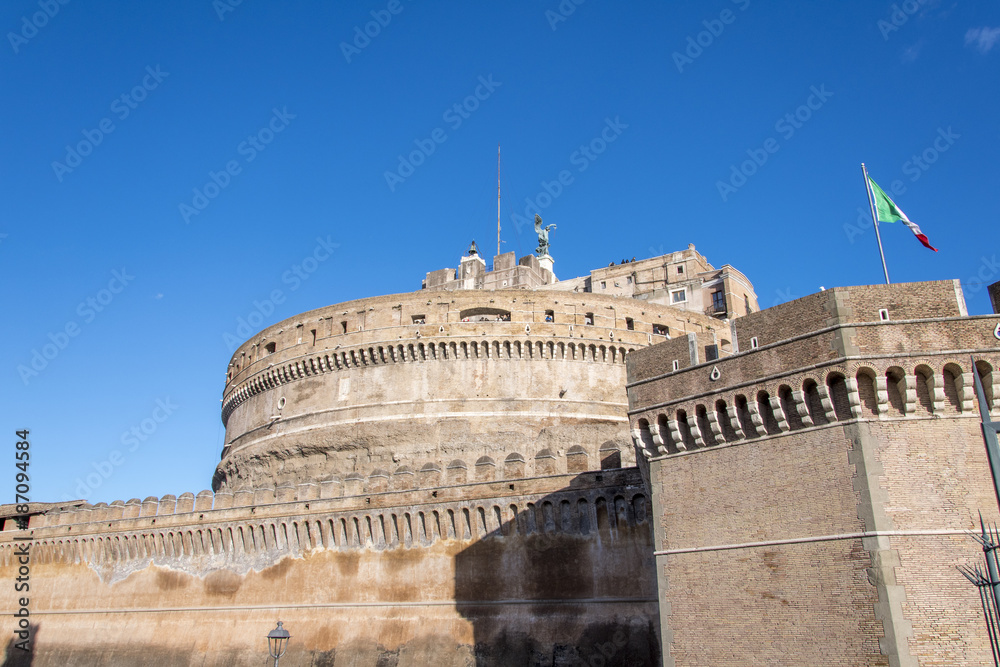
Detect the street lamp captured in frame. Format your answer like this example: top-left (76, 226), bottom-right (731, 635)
top-left (267, 621), bottom-right (290, 666)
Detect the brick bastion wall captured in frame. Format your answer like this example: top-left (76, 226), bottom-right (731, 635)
top-left (627, 280), bottom-right (1000, 666)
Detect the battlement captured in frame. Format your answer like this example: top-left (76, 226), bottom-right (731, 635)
top-left (627, 281), bottom-right (996, 459)
top-left (0, 467), bottom-right (648, 584)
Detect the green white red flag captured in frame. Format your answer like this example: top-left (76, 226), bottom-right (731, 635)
top-left (867, 177), bottom-right (938, 252)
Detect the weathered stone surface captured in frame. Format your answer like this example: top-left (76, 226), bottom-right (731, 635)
top-left (628, 281), bottom-right (1000, 666)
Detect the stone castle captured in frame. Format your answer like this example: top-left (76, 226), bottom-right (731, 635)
top-left (2, 239), bottom-right (999, 666)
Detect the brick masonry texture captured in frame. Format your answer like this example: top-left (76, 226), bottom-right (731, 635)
top-left (628, 280), bottom-right (1000, 665)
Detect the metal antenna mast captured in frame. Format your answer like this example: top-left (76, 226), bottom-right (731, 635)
top-left (497, 143), bottom-right (501, 258)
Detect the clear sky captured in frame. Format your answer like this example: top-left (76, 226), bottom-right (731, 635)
top-left (3, 0), bottom-right (998, 505)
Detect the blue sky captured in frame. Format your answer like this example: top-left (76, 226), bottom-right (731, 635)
top-left (3, 0), bottom-right (998, 504)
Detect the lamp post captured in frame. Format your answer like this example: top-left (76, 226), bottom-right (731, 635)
top-left (267, 621), bottom-right (290, 666)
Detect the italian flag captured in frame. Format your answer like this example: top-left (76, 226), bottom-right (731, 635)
top-left (868, 177), bottom-right (938, 252)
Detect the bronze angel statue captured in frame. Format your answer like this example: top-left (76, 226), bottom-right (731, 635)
top-left (534, 214), bottom-right (556, 256)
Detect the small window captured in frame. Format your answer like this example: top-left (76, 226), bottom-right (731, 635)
top-left (627, 276), bottom-right (633, 284)
top-left (671, 289), bottom-right (687, 304)
top-left (750, 336), bottom-right (759, 349)
top-left (411, 314), bottom-right (426, 324)
top-left (310, 329), bottom-right (317, 345)
top-left (544, 310), bottom-right (554, 323)
top-left (711, 290), bottom-right (725, 313)
top-left (340, 321), bottom-right (347, 334)
top-left (625, 317), bottom-right (634, 331)
top-left (677, 266), bottom-right (684, 274)
top-left (706, 345), bottom-right (719, 361)
top-left (265, 342), bottom-right (276, 355)
top-left (879, 308), bottom-right (890, 322)
top-left (672, 360), bottom-right (680, 371)
top-left (584, 312), bottom-right (594, 325)
top-left (745, 295), bottom-right (752, 314)
top-left (600, 281), bottom-right (606, 289)
top-left (653, 324), bottom-right (668, 336)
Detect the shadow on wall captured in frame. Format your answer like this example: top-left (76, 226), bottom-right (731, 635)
top-left (2, 623), bottom-right (36, 667)
top-left (454, 468), bottom-right (661, 666)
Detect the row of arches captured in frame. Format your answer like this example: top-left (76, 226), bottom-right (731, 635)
top-left (634, 360), bottom-right (996, 457)
top-left (223, 338), bottom-right (635, 423)
top-left (0, 492), bottom-right (649, 568)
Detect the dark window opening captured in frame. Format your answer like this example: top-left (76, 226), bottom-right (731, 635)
top-left (458, 307), bottom-right (509, 322)
top-left (544, 309), bottom-right (554, 322)
top-left (711, 290), bottom-right (726, 313)
top-left (265, 342), bottom-right (276, 355)
top-left (310, 329), bottom-right (317, 346)
top-left (653, 324), bottom-right (668, 336)
top-left (677, 266), bottom-right (684, 274)
top-left (411, 314), bottom-right (426, 324)
top-left (625, 317), bottom-right (634, 331)
top-left (340, 321), bottom-right (348, 334)
top-left (584, 312), bottom-right (594, 325)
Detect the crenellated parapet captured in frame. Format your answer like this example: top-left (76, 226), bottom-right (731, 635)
top-left (15, 443), bottom-right (636, 536)
top-left (627, 282), bottom-right (1000, 460)
top-left (0, 468), bottom-right (649, 584)
top-left (630, 356), bottom-right (998, 458)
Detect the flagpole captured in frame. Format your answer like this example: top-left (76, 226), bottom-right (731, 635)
top-left (497, 143), bottom-right (501, 259)
top-left (862, 162), bottom-right (891, 285)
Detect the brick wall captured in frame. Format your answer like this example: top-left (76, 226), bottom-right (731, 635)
top-left (630, 281), bottom-right (999, 665)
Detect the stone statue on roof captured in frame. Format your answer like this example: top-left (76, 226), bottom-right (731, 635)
top-left (534, 215), bottom-right (556, 257)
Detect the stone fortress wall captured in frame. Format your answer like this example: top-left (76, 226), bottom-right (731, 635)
top-left (0, 466), bottom-right (658, 664)
top-left (627, 280), bottom-right (1000, 666)
top-left (217, 287), bottom-right (731, 491)
top-left (2, 245), bottom-right (746, 665)
top-left (6, 232), bottom-right (997, 665)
